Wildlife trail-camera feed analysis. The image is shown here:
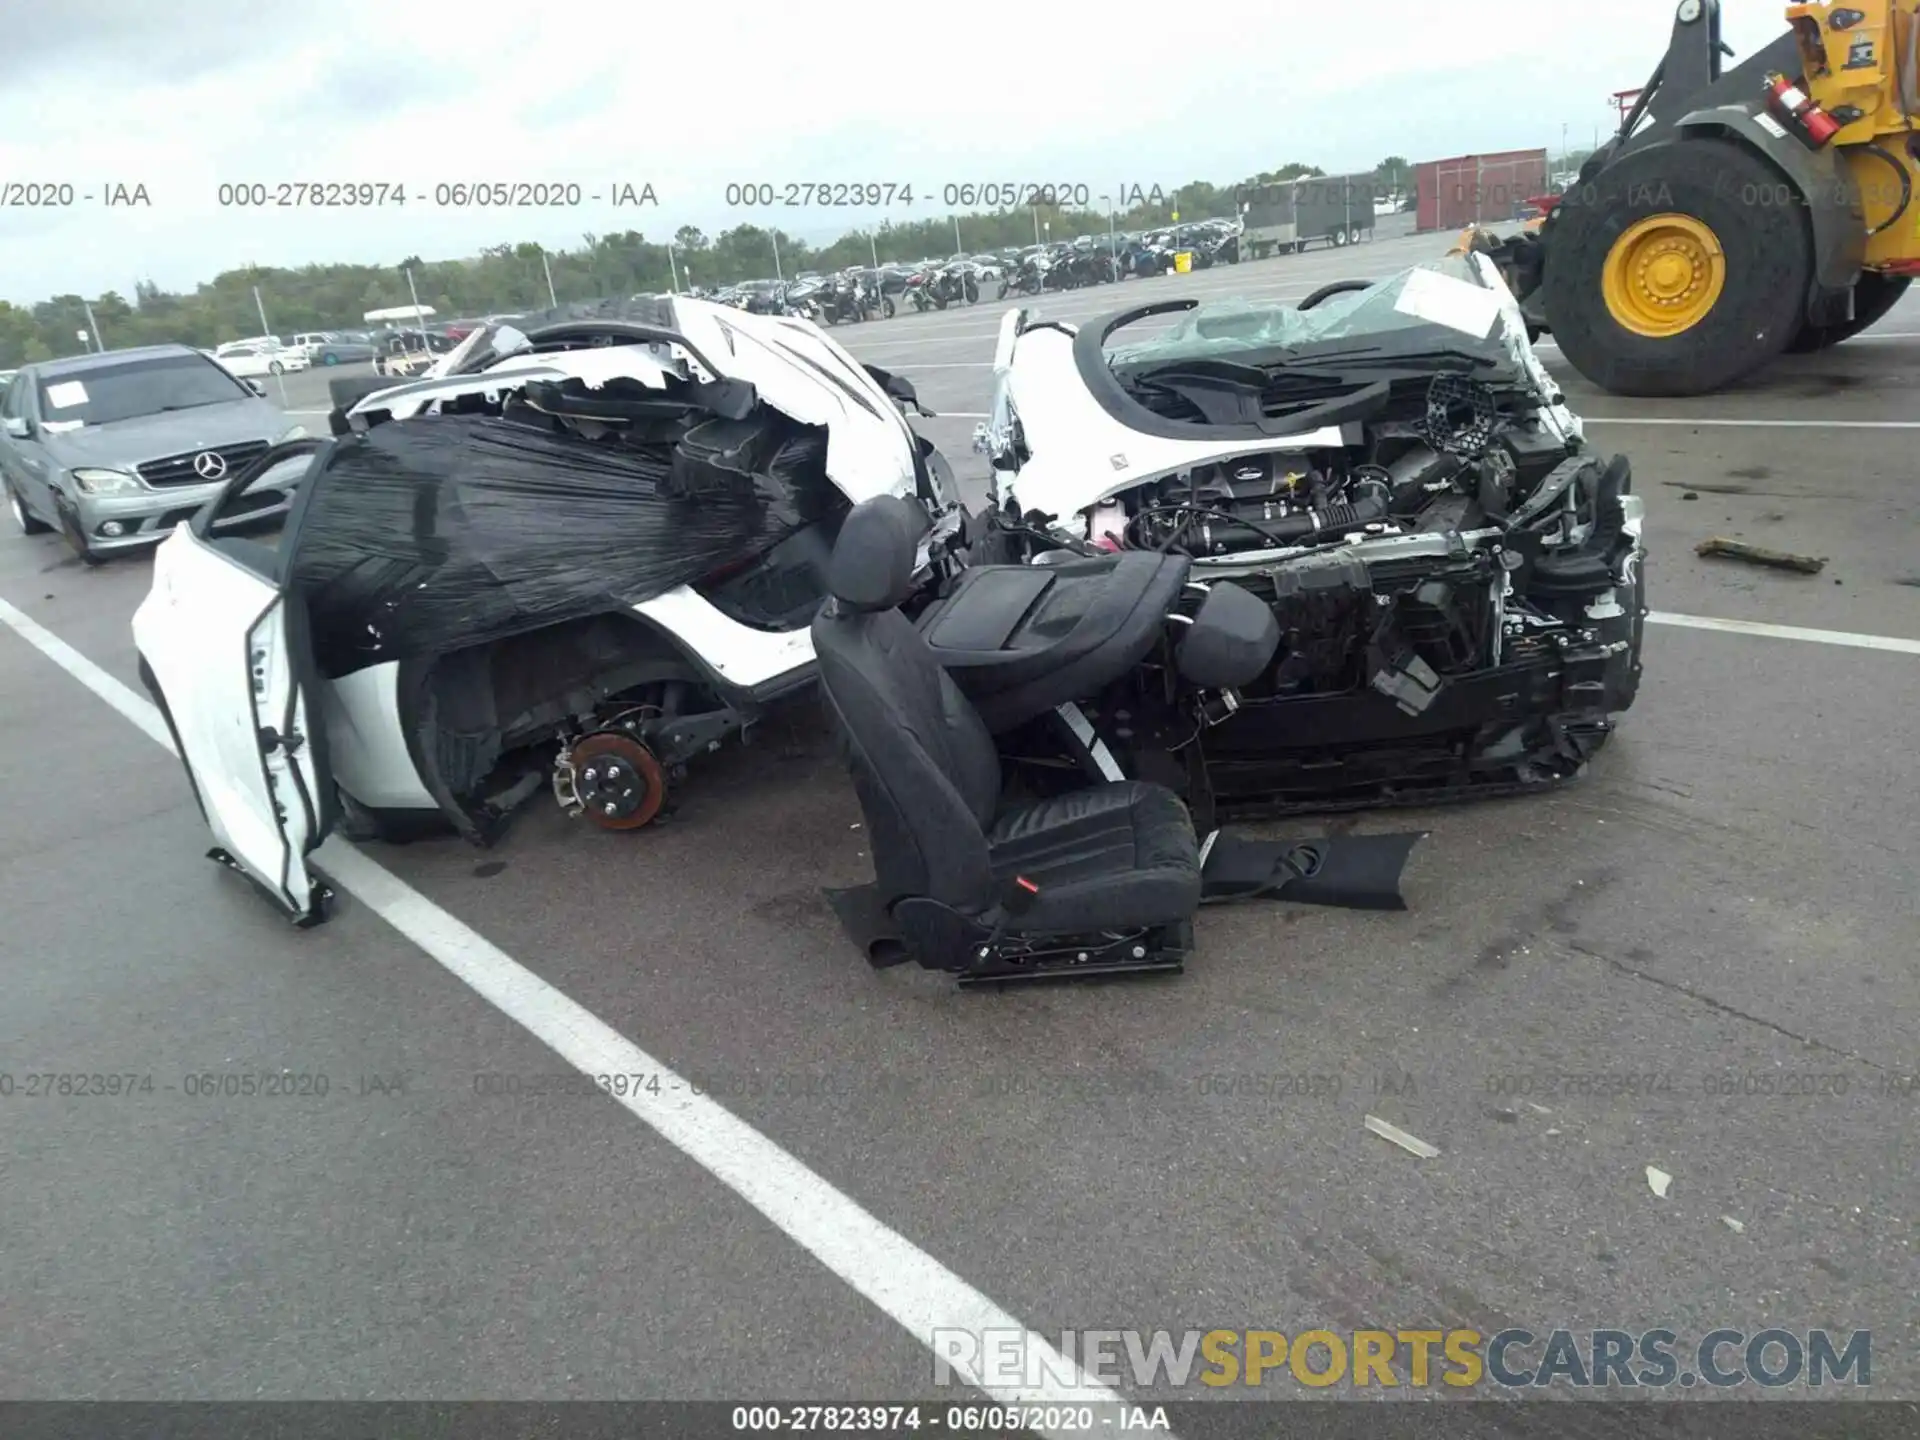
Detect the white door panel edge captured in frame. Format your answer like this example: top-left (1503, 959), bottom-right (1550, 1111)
top-left (130, 528), bottom-right (327, 919)
top-left (0, 592), bottom-right (1136, 1436)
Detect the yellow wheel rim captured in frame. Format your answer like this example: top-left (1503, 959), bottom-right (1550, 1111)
top-left (1602, 213), bottom-right (1726, 337)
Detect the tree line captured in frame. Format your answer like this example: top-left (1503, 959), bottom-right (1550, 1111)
top-left (0, 158), bottom-right (1417, 366)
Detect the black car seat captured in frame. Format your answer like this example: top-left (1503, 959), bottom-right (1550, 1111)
top-left (812, 496), bottom-right (1203, 981)
top-left (915, 550), bottom-right (1193, 732)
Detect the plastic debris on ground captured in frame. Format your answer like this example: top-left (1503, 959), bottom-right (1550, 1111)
top-left (1646, 1165), bottom-right (1674, 1198)
top-left (1365, 1115), bottom-right (1441, 1159)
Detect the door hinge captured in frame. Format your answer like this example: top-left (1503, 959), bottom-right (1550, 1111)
top-left (257, 726), bottom-right (304, 756)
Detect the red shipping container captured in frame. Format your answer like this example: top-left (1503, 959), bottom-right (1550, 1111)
top-left (1415, 149), bottom-right (1550, 232)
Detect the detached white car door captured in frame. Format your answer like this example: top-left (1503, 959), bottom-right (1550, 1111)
top-left (132, 445), bottom-right (337, 924)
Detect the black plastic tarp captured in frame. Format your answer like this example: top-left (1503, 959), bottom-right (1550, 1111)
top-left (290, 408), bottom-right (837, 677)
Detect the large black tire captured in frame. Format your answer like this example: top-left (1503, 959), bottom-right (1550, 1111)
top-left (1542, 137), bottom-right (1812, 397)
top-left (55, 500), bottom-right (105, 566)
top-left (1787, 272), bottom-right (1913, 352)
top-left (7, 481), bottom-right (52, 535)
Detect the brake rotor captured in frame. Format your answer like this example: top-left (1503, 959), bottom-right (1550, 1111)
top-left (563, 731), bottom-right (667, 831)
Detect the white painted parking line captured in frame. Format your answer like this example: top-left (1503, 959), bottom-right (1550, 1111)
top-left (1648, 611), bottom-right (1920, 655)
top-left (1585, 417), bottom-right (1920, 430)
top-left (890, 362), bottom-right (994, 370)
top-left (0, 594), bottom-right (1142, 1437)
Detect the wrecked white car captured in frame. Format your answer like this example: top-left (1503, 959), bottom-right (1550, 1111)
top-left (131, 297), bottom-right (961, 924)
top-left (965, 254), bottom-right (1648, 822)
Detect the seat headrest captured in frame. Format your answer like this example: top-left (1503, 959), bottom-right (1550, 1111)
top-left (828, 494), bottom-right (928, 612)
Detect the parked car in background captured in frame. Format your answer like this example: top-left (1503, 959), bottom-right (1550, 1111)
top-left (0, 344), bottom-right (309, 562)
top-left (299, 332), bottom-right (378, 366)
top-left (213, 339), bottom-right (308, 376)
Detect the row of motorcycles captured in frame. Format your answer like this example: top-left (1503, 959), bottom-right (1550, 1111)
top-left (993, 248), bottom-right (1122, 299)
top-left (737, 223), bottom-right (1245, 322)
top-left (905, 264), bottom-right (981, 311)
top-left (779, 272), bottom-right (897, 326)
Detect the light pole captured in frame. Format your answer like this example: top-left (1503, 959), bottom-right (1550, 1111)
top-left (540, 246), bottom-right (558, 307)
top-left (404, 266), bottom-right (425, 329)
top-left (770, 230), bottom-right (784, 283)
top-left (1100, 194), bottom-right (1116, 272)
top-left (253, 280), bottom-right (288, 404)
top-left (952, 214), bottom-right (963, 257)
top-left (667, 242), bottom-right (682, 294)
top-left (1032, 207), bottom-right (1040, 246)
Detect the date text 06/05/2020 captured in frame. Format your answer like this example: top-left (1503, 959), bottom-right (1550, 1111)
top-left (719, 182), bottom-right (1171, 209)
top-left (211, 181), bottom-right (658, 208)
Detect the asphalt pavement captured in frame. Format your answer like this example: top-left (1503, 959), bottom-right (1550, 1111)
top-left (3, 218), bottom-right (1917, 1419)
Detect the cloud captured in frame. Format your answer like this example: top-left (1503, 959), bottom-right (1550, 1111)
top-left (0, 0), bottom-right (1789, 301)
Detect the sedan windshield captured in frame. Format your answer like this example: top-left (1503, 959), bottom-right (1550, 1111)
top-left (37, 354), bottom-right (249, 426)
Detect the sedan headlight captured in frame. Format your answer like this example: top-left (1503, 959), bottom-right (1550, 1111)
top-left (70, 467), bottom-right (141, 495)
top-left (276, 424), bottom-right (309, 442)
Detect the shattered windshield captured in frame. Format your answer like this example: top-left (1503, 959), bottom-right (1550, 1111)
top-left (1105, 255), bottom-right (1534, 374)
top-left (444, 322), bottom-right (533, 376)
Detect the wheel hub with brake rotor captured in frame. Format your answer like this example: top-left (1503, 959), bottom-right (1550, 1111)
top-left (553, 731), bottom-right (668, 830)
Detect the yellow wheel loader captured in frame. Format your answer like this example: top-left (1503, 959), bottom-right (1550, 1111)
top-left (1480, 0), bottom-right (1920, 396)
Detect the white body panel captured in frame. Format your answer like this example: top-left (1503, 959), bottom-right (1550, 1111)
top-left (629, 590), bottom-right (818, 692)
top-left (319, 662), bottom-right (438, 811)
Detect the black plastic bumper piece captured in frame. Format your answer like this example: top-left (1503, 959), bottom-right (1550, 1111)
top-left (1199, 831), bottom-right (1422, 911)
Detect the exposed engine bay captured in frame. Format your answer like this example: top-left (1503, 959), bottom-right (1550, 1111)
top-left (972, 257), bottom-right (1646, 816)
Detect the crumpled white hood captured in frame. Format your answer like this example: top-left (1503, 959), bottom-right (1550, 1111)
top-left (993, 324), bottom-right (1350, 521)
top-left (991, 255), bottom-right (1580, 523)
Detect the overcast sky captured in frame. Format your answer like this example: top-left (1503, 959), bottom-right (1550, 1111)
top-left (0, 0), bottom-right (1782, 304)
